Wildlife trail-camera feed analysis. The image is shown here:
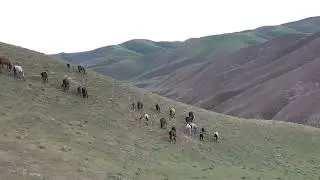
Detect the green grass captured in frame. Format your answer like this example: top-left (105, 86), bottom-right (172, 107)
top-left (1, 42), bottom-right (320, 180)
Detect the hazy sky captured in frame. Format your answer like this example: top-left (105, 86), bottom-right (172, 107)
top-left (1, 0), bottom-right (319, 54)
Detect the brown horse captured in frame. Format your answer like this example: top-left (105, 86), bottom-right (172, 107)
top-left (61, 77), bottom-right (70, 91)
top-left (40, 71), bottom-right (48, 83)
top-left (0, 57), bottom-right (12, 71)
top-left (81, 87), bottom-right (88, 98)
top-left (169, 127), bottom-right (177, 144)
top-left (67, 63), bottom-right (70, 69)
top-left (188, 111), bottom-right (194, 122)
top-left (160, 117), bottom-right (167, 129)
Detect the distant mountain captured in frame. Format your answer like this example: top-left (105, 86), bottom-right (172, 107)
top-left (54, 16), bottom-right (320, 127)
top-left (52, 39), bottom-right (183, 80)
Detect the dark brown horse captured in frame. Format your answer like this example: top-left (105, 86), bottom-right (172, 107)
top-left (200, 133), bottom-right (204, 141)
top-left (160, 117), bottom-right (167, 129)
top-left (0, 57), bottom-right (12, 71)
top-left (81, 87), bottom-right (88, 98)
top-left (67, 63), bottom-right (70, 69)
top-left (137, 101), bottom-right (143, 110)
top-left (188, 111), bottom-right (194, 122)
top-left (200, 127), bottom-right (206, 141)
top-left (40, 71), bottom-right (48, 83)
top-left (169, 127), bottom-right (177, 144)
top-left (61, 77), bottom-right (70, 92)
top-left (155, 104), bottom-right (160, 113)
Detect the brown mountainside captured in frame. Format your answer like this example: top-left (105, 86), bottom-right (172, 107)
top-left (150, 32), bottom-right (320, 127)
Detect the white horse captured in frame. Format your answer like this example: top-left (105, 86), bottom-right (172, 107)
top-left (213, 132), bottom-right (219, 143)
top-left (140, 113), bottom-right (149, 122)
top-left (13, 65), bottom-right (25, 81)
top-left (186, 122), bottom-right (197, 135)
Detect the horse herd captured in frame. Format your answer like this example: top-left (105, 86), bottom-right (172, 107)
top-left (1, 57), bottom-right (219, 144)
top-left (0, 57), bottom-right (88, 98)
top-left (132, 101), bottom-right (219, 144)
top-left (0, 57), bottom-right (25, 80)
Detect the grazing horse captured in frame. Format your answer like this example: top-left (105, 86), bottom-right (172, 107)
top-left (169, 127), bottom-right (177, 144)
top-left (155, 104), bottom-right (160, 113)
top-left (67, 63), bottom-right (70, 69)
top-left (81, 87), bottom-right (88, 98)
top-left (186, 122), bottom-right (197, 135)
top-left (40, 71), bottom-right (48, 83)
top-left (13, 65), bottom-right (25, 81)
top-left (160, 117), bottom-right (167, 129)
top-left (169, 107), bottom-right (175, 118)
top-left (137, 101), bottom-right (143, 110)
top-left (61, 77), bottom-right (70, 92)
top-left (188, 111), bottom-right (194, 122)
top-left (140, 113), bottom-right (149, 125)
top-left (78, 65), bottom-right (86, 75)
top-left (0, 57), bottom-right (12, 71)
top-left (140, 113), bottom-right (149, 121)
top-left (200, 128), bottom-right (206, 141)
top-left (132, 102), bottom-right (136, 111)
top-left (213, 132), bottom-right (219, 143)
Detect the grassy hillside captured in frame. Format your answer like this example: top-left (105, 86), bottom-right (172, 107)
top-left (1, 42), bottom-right (320, 180)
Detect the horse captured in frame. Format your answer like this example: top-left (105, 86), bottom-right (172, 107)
top-left (13, 65), bottom-right (25, 81)
top-left (160, 117), bottom-right (167, 129)
top-left (137, 101), bottom-right (143, 111)
top-left (40, 71), bottom-right (48, 83)
top-left (200, 133), bottom-right (204, 141)
top-left (155, 104), bottom-right (160, 113)
top-left (81, 87), bottom-right (88, 98)
top-left (67, 63), bottom-right (70, 69)
top-left (169, 127), bottom-right (177, 144)
top-left (169, 107), bottom-right (175, 118)
top-left (132, 101), bottom-right (136, 111)
top-left (77, 65), bottom-right (86, 75)
top-left (186, 122), bottom-right (197, 136)
top-left (0, 57), bottom-right (12, 71)
top-left (213, 132), bottom-right (219, 143)
top-left (140, 113), bottom-right (149, 121)
top-left (199, 128), bottom-right (206, 141)
top-left (61, 76), bottom-right (70, 92)
top-left (188, 111), bottom-right (194, 122)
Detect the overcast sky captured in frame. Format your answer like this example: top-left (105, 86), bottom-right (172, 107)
top-left (0, 0), bottom-right (319, 54)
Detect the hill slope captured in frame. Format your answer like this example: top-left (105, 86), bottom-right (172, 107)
top-left (1, 42), bottom-right (320, 179)
top-left (53, 40), bottom-right (182, 80)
